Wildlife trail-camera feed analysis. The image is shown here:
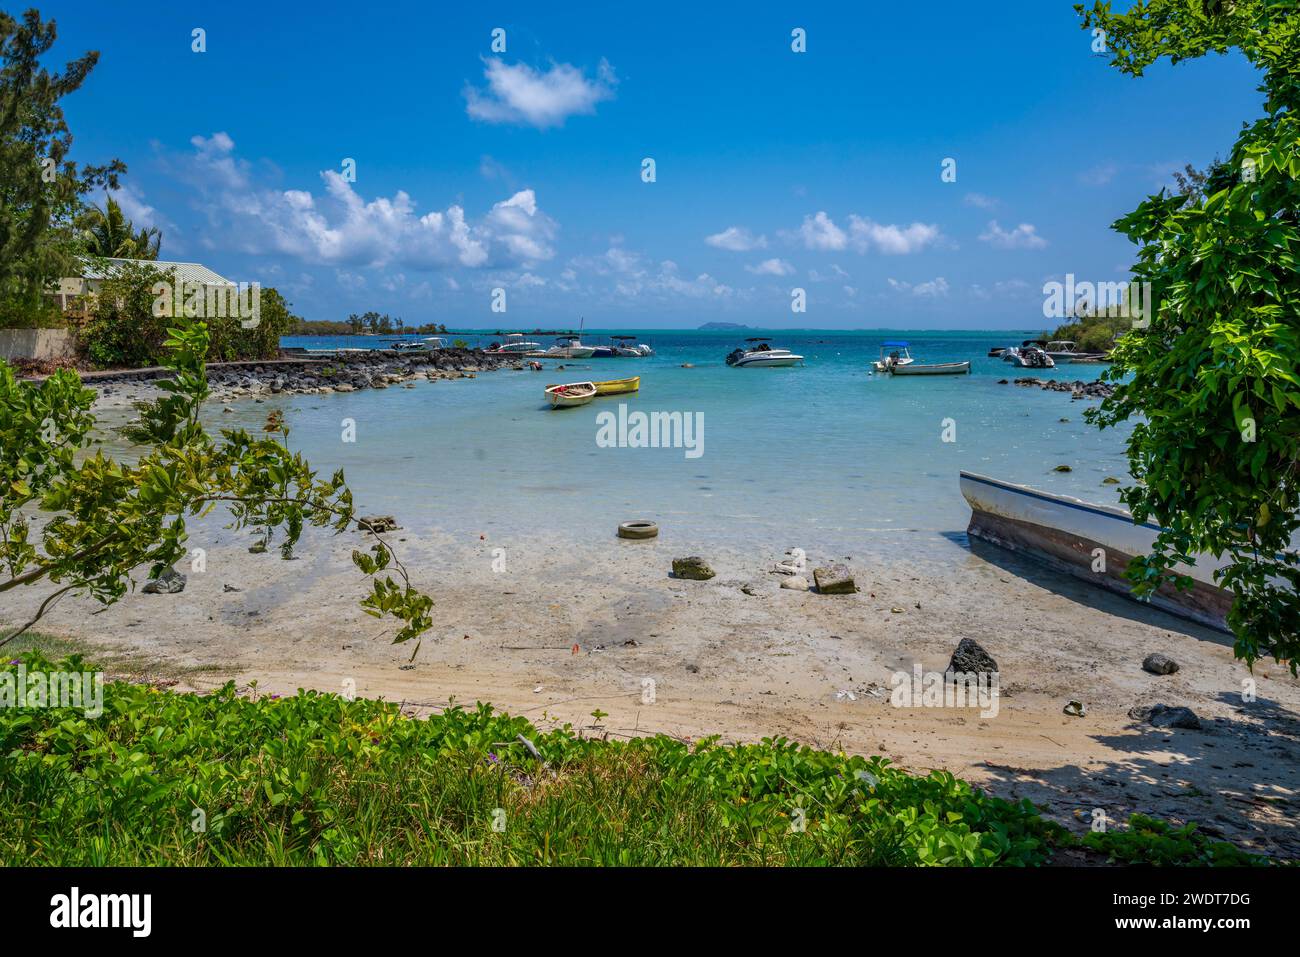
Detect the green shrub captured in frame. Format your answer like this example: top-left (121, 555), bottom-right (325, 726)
top-left (0, 652), bottom-right (1271, 867)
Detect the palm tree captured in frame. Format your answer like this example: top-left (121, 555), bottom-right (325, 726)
top-left (80, 197), bottom-right (162, 260)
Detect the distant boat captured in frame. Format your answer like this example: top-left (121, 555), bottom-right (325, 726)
top-left (725, 338), bottom-right (804, 367)
top-left (610, 335), bottom-right (653, 356)
top-left (1003, 341), bottom-right (1056, 368)
top-left (488, 333), bottom-right (542, 354)
top-left (545, 381), bottom-right (597, 408)
top-left (391, 336), bottom-right (445, 351)
top-left (542, 336), bottom-right (597, 359)
top-left (960, 471), bottom-right (1236, 631)
top-left (593, 376), bottom-right (640, 395)
top-left (872, 342), bottom-right (915, 373)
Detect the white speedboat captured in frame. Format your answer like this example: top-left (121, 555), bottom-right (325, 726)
top-left (725, 338), bottom-right (804, 367)
top-left (610, 335), bottom-right (653, 357)
top-left (489, 333), bottom-right (542, 355)
top-left (391, 336), bottom-right (445, 351)
top-left (542, 336), bottom-right (597, 359)
top-left (1004, 341), bottom-right (1056, 368)
top-left (872, 341), bottom-right (916, 373)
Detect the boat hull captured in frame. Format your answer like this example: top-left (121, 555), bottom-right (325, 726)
top-left (889, 361), bottom-right (970, 376)
top-left (959, 471), bottom-right (1233, 631)
top-left (593, 376), bottom-right (640, 395)
top-left (731, 355), bottom-right (803, 367)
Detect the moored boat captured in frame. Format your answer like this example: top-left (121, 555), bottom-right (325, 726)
top-left (959, 471), bottom-right (1234, 631)
top-left (872, 342), bottom-right (915, 373)
top-left (593, 376), bottom-right (640, 396)
top-left (725, 338), bottom-right (804, 367)
top-left (544, 381), bottom-right (597, 408)
top-left (890, 360), bottom-right (971, 375)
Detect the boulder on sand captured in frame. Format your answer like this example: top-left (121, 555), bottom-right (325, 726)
top-left (142, 567), bottom-right (186, 594)
top-left (672, 556), bottom-right (715, 580)
top-left (813, 564), bottom-right (855, 594)
top-left (1142, 653), bottom-right (1180, 675)
top-left (947, 638), bottom-right (998, 677)
top-left (1129, 703), bottom-right (1201, 729)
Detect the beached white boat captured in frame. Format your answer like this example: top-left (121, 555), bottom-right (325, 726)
top-left (890, 360), bottom-right (971, 376)
top-left (391, 336), bottom-right (445, 351)
top-left (1045, 340), bottom-right (1107, 362)
top-left (959, 471), bottom-right (1234, 630)
top-left (544, 381), bottom-right (597, 408)
top-left (725, 338), bottom-right (804, 367)
top-left (872, 341), bottom-right (915, 373)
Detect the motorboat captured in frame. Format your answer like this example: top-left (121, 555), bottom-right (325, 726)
top-left (544, 381), bottom-right (597, 408)
top-left (542, 336), bottom-right (597, 359)
top-left (1045, 340), bottom-right (1108, 362)
top-left (488, 333), bottom-right (542, 355)
top-left (1003, 341), bottom-right (1056, 368)
top-left (872, 341), bottom-right (916, 373)
top-left (611, 335), bottom-right (653, 357)
top-left (391, 336), bottom-right (445, 351)
top-left (725, 338), bottom-right (804, 367)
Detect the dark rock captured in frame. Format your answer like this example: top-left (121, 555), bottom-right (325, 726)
top-left (142, 567), bottom-right (186, 594)
top-left (1128, 703), bottom-right (1201, 729)
top-left (1142, 653), bottom-right (1180, 675)
top-left (672, 556), bottom-right (715, 580)
top-left (947, 638), bottom-right (998, 677)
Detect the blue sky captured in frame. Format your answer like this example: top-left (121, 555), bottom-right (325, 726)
top-left (38, 0), bottom-right (1264, 328)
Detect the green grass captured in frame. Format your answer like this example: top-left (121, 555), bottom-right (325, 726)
top-left (0, 651), bottom-right (1268, 866)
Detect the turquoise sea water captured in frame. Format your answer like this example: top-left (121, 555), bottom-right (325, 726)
top-left (262, 329), bottom-right (1132, 558)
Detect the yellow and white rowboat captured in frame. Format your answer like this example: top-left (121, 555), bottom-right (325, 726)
top-left (544, 381), bottom-right (597, 408)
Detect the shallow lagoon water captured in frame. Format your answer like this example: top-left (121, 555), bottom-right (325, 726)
top-left (242, 330), bottom-right (1132, 559)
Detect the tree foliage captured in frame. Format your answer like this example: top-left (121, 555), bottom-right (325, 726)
top-left (0, 320), bottom-right (434, 653)
top-left (1078, 0), bottom-right (1300, 667)
top-left (78, 196), bottom-right (161, 260)
top-left (0, 9), bottom-right (124, 296)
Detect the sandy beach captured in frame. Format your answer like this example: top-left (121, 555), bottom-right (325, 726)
top-left (7, 431), bottom-right (1299, 860)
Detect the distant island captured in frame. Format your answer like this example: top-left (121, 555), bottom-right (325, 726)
top-left (697, 322), bottom-right (754, 331)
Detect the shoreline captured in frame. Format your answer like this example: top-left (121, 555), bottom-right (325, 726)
top-left (5, 521), bottom-right (1298, 858)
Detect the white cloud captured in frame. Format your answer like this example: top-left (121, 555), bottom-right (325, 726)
top-left (170, 133), bottom-right (558, 272)
top-left (963, 192), bottom-right (999, 209)
top-left (566, 246), bottom-right (734, 301)
top-left (887, 276), bottom-right (949, 297)
top-left (808, 264), bottom-right (850, 282)
top-left (796, 211), bottom-right (848, 251)
top-left (1079, 163), bottom-right (1118, 187)
top-left (979, 220), bottom-right (1047, 250)
top-left (705, 226), bottom-right (767, 251)
top-left (465, 57), bottom-right (617, 128)
top-left (793, 211), bottom-right (940, 254)
top-left (847, 216), bottom-right (941, 255)
top-left (745, 257), bottom-right (795, 276)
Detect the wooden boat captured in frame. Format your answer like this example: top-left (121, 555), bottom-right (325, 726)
top-left (959, 471), bottom-right (1234, 631)
top-left (544, 381), bottom-right (597, 408)
top-left (889, 361), bottom-right (970, 376)
top-left (593, 376), bottom-right (640, 396)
